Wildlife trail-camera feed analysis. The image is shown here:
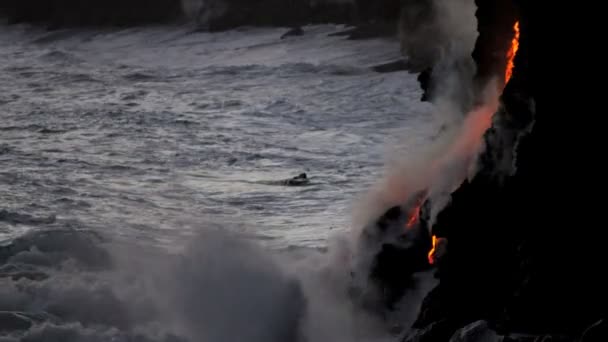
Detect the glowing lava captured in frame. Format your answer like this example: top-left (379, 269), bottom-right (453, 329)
top-left (428, 235), bottom-right (438, 265)
top-left (406, 204), bottom-right (422, 229)
top-left (423, 21), bottom-right (520, 267)
top-left (505, 21), bottom-right (520, 84)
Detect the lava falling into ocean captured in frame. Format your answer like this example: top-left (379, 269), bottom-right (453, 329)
top-left (424, 20), bottom-right (521, 266)
top-left (505, 21), bottom-right (520, 84)
top-left (427, 235), bottom-right (438, 264)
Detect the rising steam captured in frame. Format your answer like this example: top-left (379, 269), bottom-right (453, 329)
top-left (367, 0), bottom-right (519, 233)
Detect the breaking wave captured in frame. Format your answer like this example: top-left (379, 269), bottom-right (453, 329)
top-left (0, 217), bottom-right (433, 342)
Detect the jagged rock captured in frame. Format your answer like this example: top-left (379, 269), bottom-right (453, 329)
top-left (351, 197), bottom-right (432, 313)
top-left (417, 68), bottom-right (433, 101)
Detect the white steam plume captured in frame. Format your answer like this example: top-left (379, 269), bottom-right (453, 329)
top-left (361, 0), bottom-right (505, 229)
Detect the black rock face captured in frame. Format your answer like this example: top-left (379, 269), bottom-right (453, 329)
top-left (351, 201), bottom-right (432, 316)
top-left (409, 0), bottom-right (607, 340)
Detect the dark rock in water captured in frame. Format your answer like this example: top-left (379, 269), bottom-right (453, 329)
top-left (416, 69), bottom-right (433, 102)
top-left (283, 173), bottom-right (309, 186)
top-left (257, 173), bottom-right (310, 187)
top-left (372, 59), bottom-right (410, 73)
top-left (281, 26), bottom-right (304, 39)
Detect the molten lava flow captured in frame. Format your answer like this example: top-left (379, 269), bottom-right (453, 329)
top-left (428, 235), bottom-right (438, 265)
top-left (406, 204), bottom-right (422, 229)
top-left (420, 21), bottom-right (520, 267)
top-left (505, 21), bottom-right (520, 84)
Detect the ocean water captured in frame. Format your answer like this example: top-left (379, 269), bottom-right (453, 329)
top-left (0, 24), bottom-right (438, 341)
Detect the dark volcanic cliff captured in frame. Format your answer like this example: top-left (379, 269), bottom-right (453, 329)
top-left (406, 0), bottom-right (607, 341)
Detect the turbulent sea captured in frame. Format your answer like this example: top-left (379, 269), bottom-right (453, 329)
top-left (0, 24), bottom-right (437, 341)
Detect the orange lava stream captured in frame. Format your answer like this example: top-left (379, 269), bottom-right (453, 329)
top-left (428, 235), bottom-right (438, 265)
top-left (505, 21), bottom-right (520, 84)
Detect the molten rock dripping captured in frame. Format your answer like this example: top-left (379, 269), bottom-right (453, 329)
top-left (428, 235), bottom-right (438, 264)
top-left (427, 235), bottom-right (447, 265)
top-left (406, 204), bottom-right (422, 229)
top-left (505, 21), bottom-right (520, 84)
